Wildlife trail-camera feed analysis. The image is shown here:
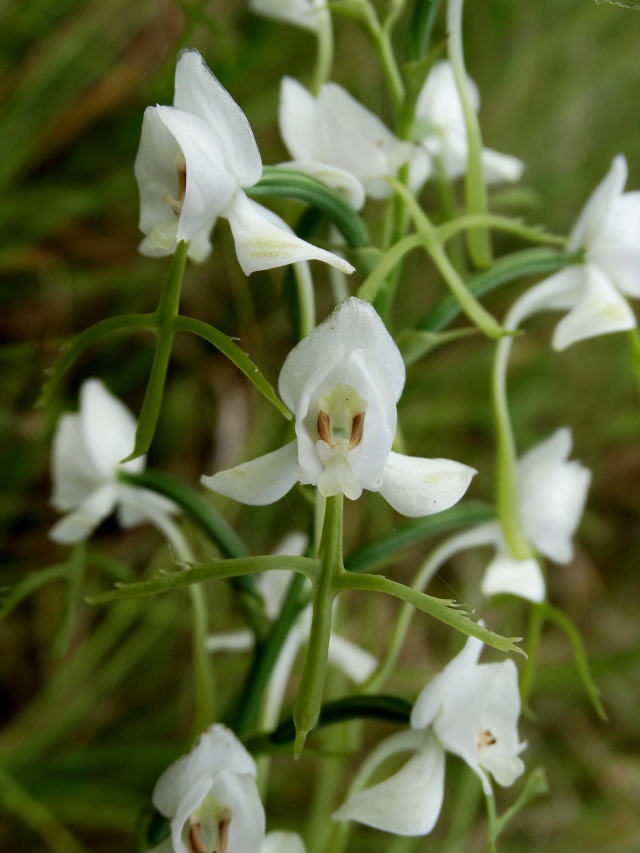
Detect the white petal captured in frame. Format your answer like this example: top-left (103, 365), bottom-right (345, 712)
top-left (262, 831), bottom-right (307, 853)
top-left (153, 724), bottom-right (256, 819)
top-left (481, 148), bottom-right (524, 185)
top-left (379, 452), bottom-right (476, 518)
top-left (506, 266), bottom-right (586, 331)
top-left (209, 769), bottom-right (265, 853)
top-left (408, 147), bottom-right (432, 193)
top-left (279, 77), bottom-right (321, 162)
top-left (411, 635), bottom-right (483, 730)
top-left (226, 192), bottom-right (354, 275)
top-left (569, 154), bottom-right (627, 252)
top-left (552, 263), bottom-right (636, 351)
top-left (415, 61), bottom-right (479, 136)
top-left (78, 379), bottom-right (143, 478)
top-left (50, 413), bottom-right (102, 511)
top-left (262, 613), bottom-right (309, 730)
top-left (272, 531), bottom-right (309, 557)
top-left (201, 440), bottom-right (299, 506)
top-left (174, 50), bottom-right (262, 188)
top-left (333, 733), bottom-right (445, 836)
top-left (518, 429), bottom-right (591, 564)
top-left (277, 160), bottom-right (366, 211)
top-left (328, 634), bottom-right (377, 683)
top-left (116, 485), bottom-right (178, 530)
top-left (251, 0), bottom-right (319, 31)
top-left (187, 220), bottom-right (216, 264)
top-left (135, 107), bottom-right (186, 252)
top-left (156, 105), bottom-right (238, 243)
top-left (255, 571), bottom-right (294, 620)
top-left (481, 555), bottom-right (545, 603)
top-left (279, 297), bottom-right (406, 412)
top-left (476, 661), bottom-right (526, 788)
top-left (205, 630), bottom-right (255, 653)
top-left (49, 483), bottom-right (118, 544)
top-left (170, 774), bottom-right (213, 853)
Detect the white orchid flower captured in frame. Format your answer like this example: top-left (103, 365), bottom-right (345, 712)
top-left (481, 428), bottom-right (591, 602)
top-left (49, 379), bottom-right (178, 546)
top-left (279, 77), bottom-right (431, 210)
top-left (149, 724), bottom-right (265, 853)
top-left (333, 635), bottom-right (525, 836)
top-left (202, 298), bottom-right (476, 516)
top-left (249, 0), bottom-right (320, 31)
top-left (134, 49), bottom-right (353, 275)
top-left (261, 832), bottom-right (307, 853)
top-left (414, 61), bottom-right (523, 185)
top-left (503, 155), bottom-right (640, 350)
top-left (205, 532), bottom-right (377, 729)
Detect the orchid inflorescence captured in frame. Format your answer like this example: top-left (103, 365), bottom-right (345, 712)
top-left (19, 0), bottom-right (638, 850)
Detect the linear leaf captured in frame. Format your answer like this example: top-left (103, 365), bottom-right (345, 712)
top-left (344, 500), bottom-right (496, 572)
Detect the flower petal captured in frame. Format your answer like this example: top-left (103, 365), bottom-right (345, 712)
top-left (169, 774), bottom-right (213, 853)
top-left (481, 148), bottom-right (524, 185)
top-left (116, 485), bottom-right (178, 530)
top-left (277, 160), bottom-right (366, 211)
top-left (50, 413), bottom-right (102, 511)
top-left (49, 483), bottom-right (118, 544)
top-left (552, 263), bottom-right (636, 351)
top-left (156, 105), bottom-right (238, 243)
top-left (262, 831), bottom-right (307, 853)
top-left (279, 297), bottom-right (406, 412)
top-left (174, 49), bottom-right (262, 188)
top-left (205, 630), bottom-right (255, 653)
top-left (569, 154), bottom-right (627, 252)
top-left (333, 733), bottom-right (445, 836)
top-left (251, 0), bottom-right (319, 32)
top-left (279, 76), bottom-right (322, 162)
top-left (476, 661), bottom-right (526, 788)
top-left (153, 724), bottom-right (257, 819)
top-left (201, 440), bottom-right (299, 506)
top-left (328, 634), bottom-right (377, 683)
top-left (209, 769), bottom-right (265, 853)
top-left (506, 266), bottom-right (586, 330)
top-left (481, 555), bottom-right (545, 603)
top-left (78, 379), bottom-right (143, 478)
top-left (226, 192), bottom-right (354, 275)
top-left (379, 452), bottom-right (476, 518)
top-left (415, 61), bottom-right (480, 136)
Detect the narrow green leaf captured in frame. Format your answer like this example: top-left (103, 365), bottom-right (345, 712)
top-left (357, 234), bottom-right (422, 303)
top-left (408, 0), bottom-right (444, 61)
top-left (86, 556), bottom-right (321, 605)
top-left (418, 247), bottom-right (580, 333)
top-left (542, 603), bottom-right (607, 721)
top-left (400, 38), bottom-right (446, 138)
top-left (37, 315), bottom-right (155, 407)
top-left (245, 694), bottom-right (412, 752)
top-left (344, 500), bottom-right (496, 572)
top-left (173, 316), bottom-right (291, 420)
top-left (339, 571), bottom-right (525, 656)
top-left (0, 564), bottom-right (70, 622)
top-left (247, 167), bottom-right (370, 248)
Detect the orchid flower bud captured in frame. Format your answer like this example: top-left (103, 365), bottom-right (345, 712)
top-left (278, 78), bottom-right (431, 210)
top-left (202, 298), bottom-right (476, 518)
top-left (135, 49), bottom-right (353, 275)
top-left (482, 428), bottom-right (592, 602)
top-left (506, 155), bottom-right (640, 350)
top-left (414, 61), bottom-right (524, 184)
top-left (49, 379), bottom-right (177, 545)
top-left (333, 635), bottom-right (525, 836)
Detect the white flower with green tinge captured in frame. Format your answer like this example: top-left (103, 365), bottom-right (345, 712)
top-left (279, 78), bottom-right (431, 209)
top-left (414, 61), bottom-right (524, 185)
top-left (333, 635), bottom-right (525, 836)
top-left (249, 0), bottom-right (320, 31)
top-left (135, 49), bottom-right (353, 274)
top-left (201, 298), bottom-right (476, 516)
top-left (49, 379), bottom-right (178, 545)
top-left (149, 724), bottom-right (265, 853)
top-left (504, 155), bottom-right (640, 350)
top-left (480, 428), bottom-right (591, 603)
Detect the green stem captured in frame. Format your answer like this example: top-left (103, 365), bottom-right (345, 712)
top-left (434, 155), bottom-right (467, 276)
top-left (124, 240), bottom-right (189, 462)
top-left (410, 0), bottom-right (443, 60)
top-left (436, 214), bottom-right (567, 247)
top-left (520, 602), bottom-right (545, 714)
top-left (491, 335), bottom-right (534, 560)
top-left (53, 542), bottom-right (86, 658)
top-left (369, 20), bottom-right (405, 117)
top-left (293, 494), bottom-right (344, 755)
top-left (389, 178), bottom-right (505, 337)
top-left (447, 0), bottom-right (492, 267)
top-left (357, 234), bottom-right (423, 303)
top-left (311, 2), bottom-right (334, 95)
top-left (485, 788), bottom-right (499, 853)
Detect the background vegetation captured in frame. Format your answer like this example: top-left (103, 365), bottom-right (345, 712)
top-left (1, 0), bottom-right (640, 851)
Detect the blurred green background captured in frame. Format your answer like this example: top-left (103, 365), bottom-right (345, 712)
top-left (2, 0), bottom-right (640, 851)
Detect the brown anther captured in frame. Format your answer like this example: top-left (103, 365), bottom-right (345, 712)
top-left (478, 728), bottom-right (496, 748)
top-left (218, 809), bottom-right (232, 853)
top-left (177, 163), bottom-right (187, 204)
top-left (189, 823), bottom-right (207, 853)
top-left (317, 410), bottom-right (333, 446)
top-left (349, 412), bottom-right (365, 448)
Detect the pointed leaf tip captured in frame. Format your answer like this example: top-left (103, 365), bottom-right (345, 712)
top-left (294, 730), bottom-right (307, 759)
